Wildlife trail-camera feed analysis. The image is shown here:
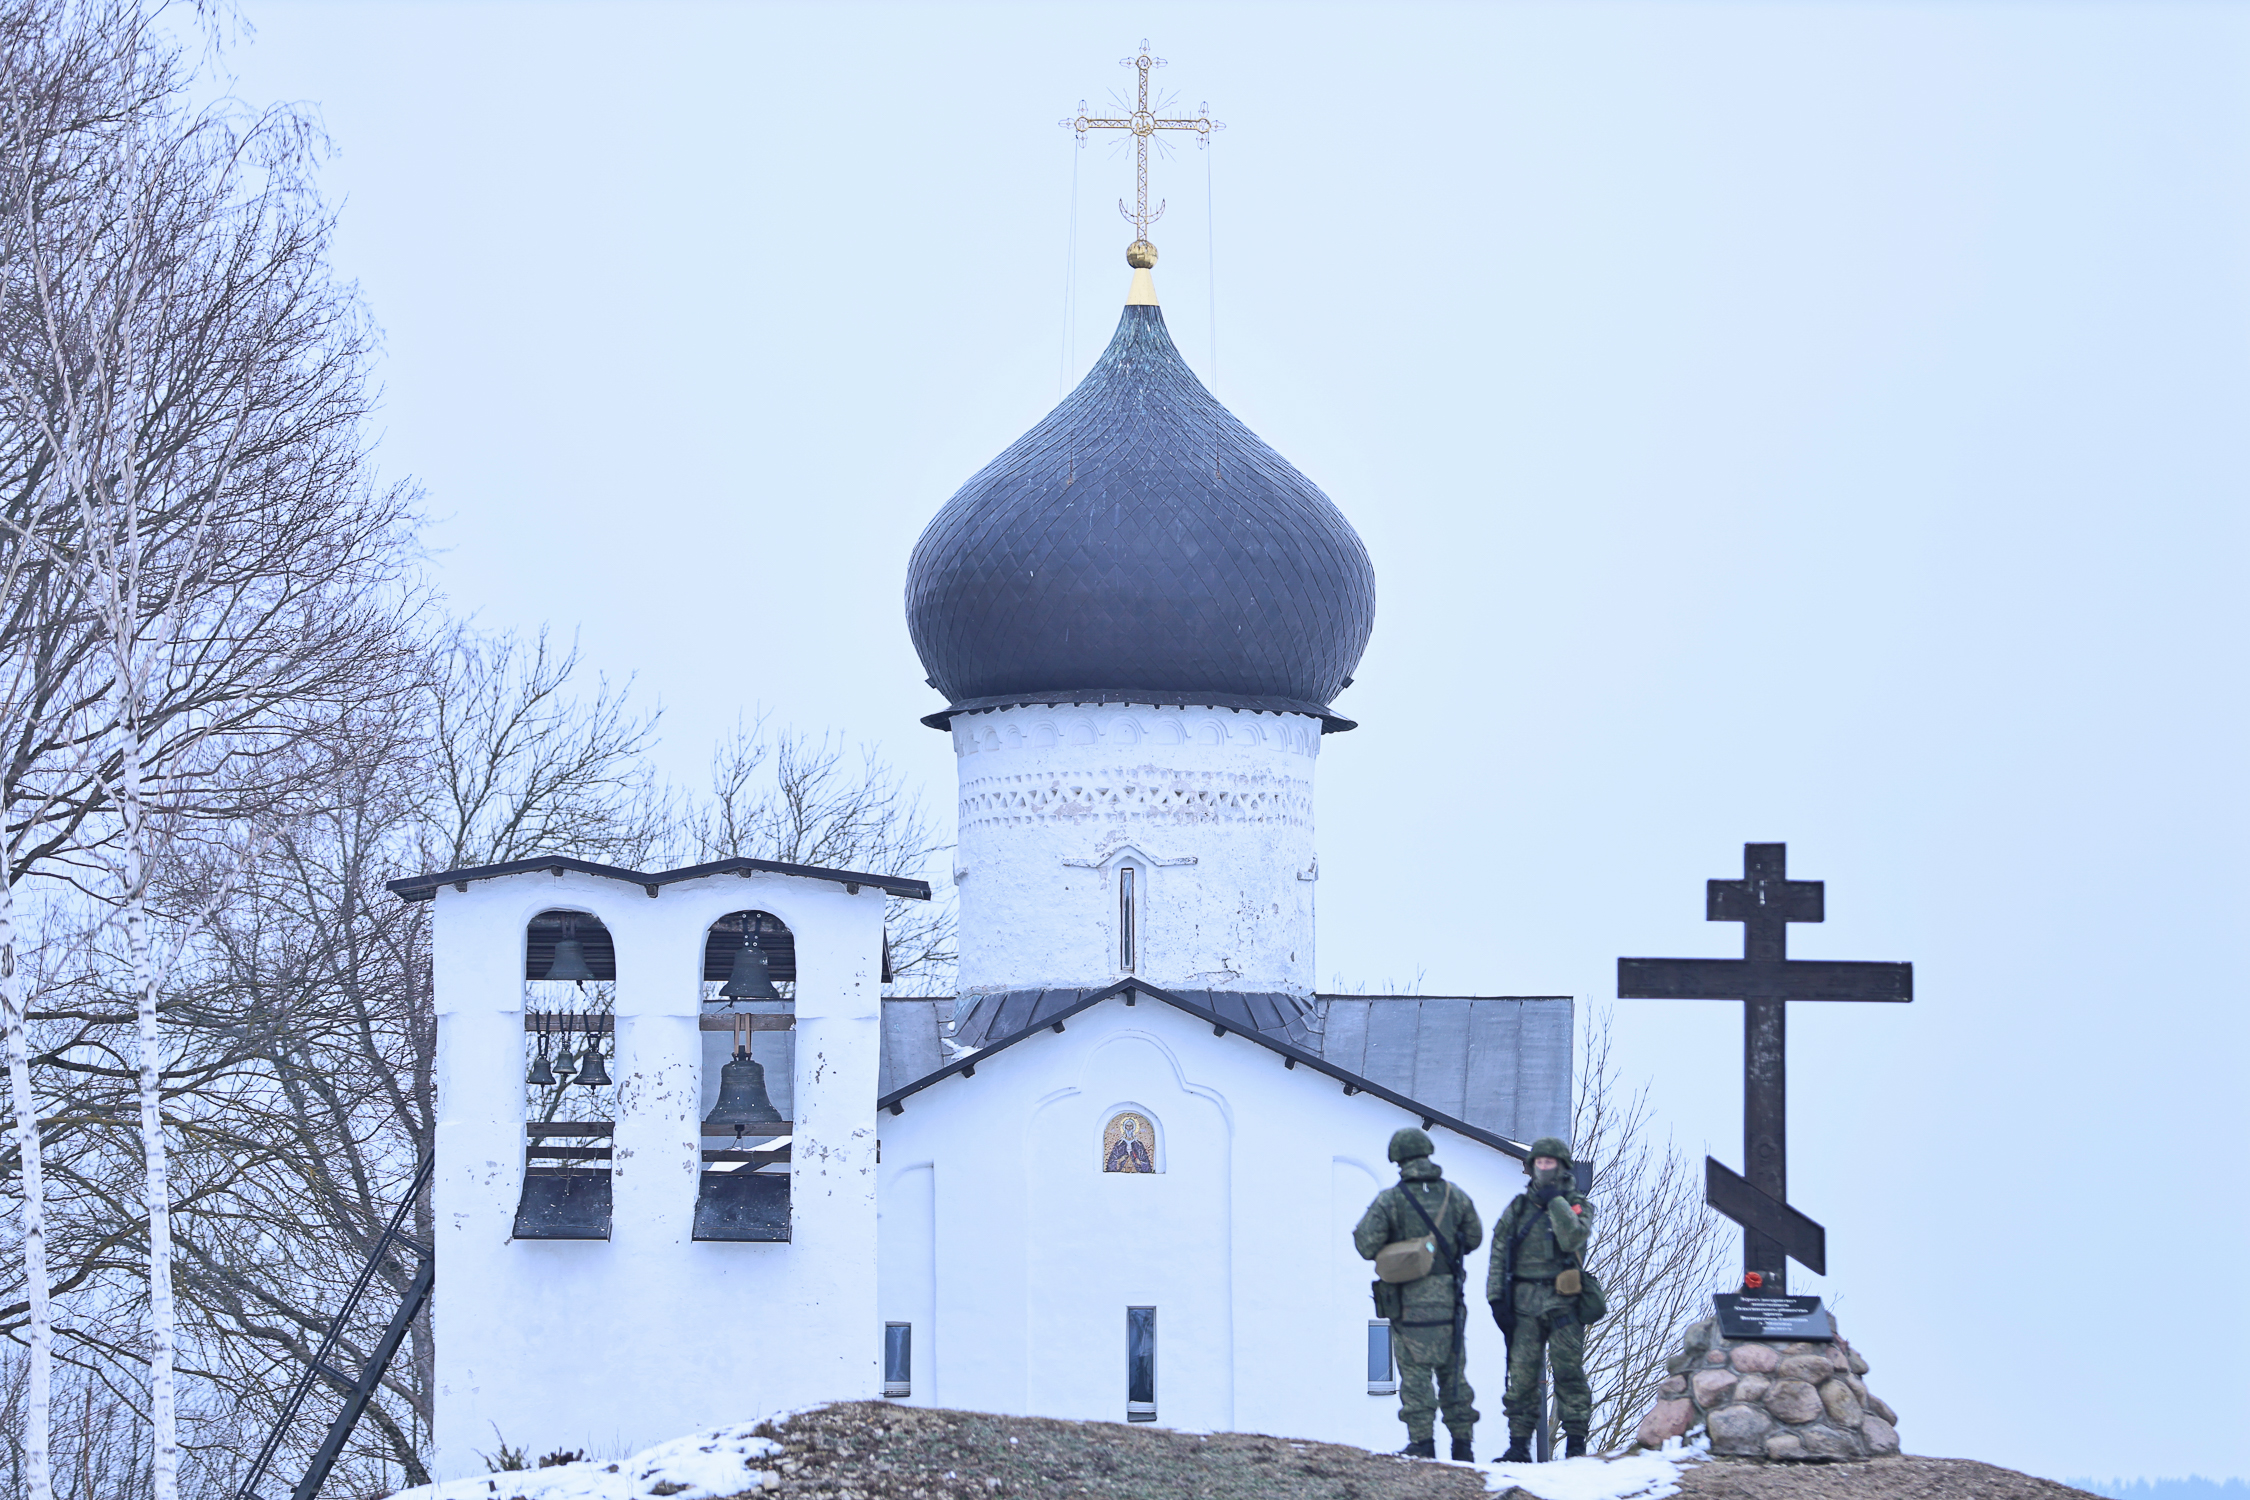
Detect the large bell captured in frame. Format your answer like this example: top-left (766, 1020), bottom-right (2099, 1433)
top-left (718, 938), bottom-right (780, 1001)
top-left (574, 1031), bottom-right (612, 1088)
top-left (545, 936), bottom-right (596, 983)
top-left (701, 1048), bottom-right (784, 1134)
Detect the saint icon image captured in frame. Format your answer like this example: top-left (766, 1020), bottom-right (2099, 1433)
top-left (1103, 1111), bottom-right (1156, 1173)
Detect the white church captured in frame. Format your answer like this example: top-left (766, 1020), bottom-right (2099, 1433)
top-left (392, 248), bottom-right (1574, 1477)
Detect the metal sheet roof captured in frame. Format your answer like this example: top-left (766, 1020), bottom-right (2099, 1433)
top-left (1314, 996), bottom-right (1575, 1147)
top-left (875, 983), bottom-right (1573, 1164)
top-left (950, 986), bottom-right (1314, 1051)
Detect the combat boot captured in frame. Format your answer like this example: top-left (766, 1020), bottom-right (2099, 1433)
top-left (1500, 1434), bottom-right (1533, 1463)
top-left (1401, 1438), bottom-right (1436, 1459)
top-left (1451, 1438), bottom-right (1475, 1462)
top-left (1563, 1434), bottom-right (1588, 1459)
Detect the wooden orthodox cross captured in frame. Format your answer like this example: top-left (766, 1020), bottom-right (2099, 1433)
top-left (1066, 41), bottom-right (1220, 249)
top-left (1618, 843), bottom-right (1912, 1293)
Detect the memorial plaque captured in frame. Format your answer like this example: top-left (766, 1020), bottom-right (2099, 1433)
top-left (1713, 1292), bottom-right (1836, 1342)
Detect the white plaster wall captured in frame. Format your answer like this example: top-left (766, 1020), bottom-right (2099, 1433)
top-left (875, 995), bottom-right (1531, 1450)
top-left (430, 868), bottom-right (885, 1478)
top-left (951, 704), bottom-right (1321, 1000)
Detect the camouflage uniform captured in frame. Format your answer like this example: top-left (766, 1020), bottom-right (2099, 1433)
top-left (1485, 1136), bottom-right (1594, 1445)
top-left (1354, 1129), bottom-right (1484, 1450)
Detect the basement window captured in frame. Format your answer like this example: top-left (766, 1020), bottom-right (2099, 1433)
top-left (883, 1323), bottom-right (911, 1398)
top-left (1126, 1306), bottom-right (1156, 1421)
top-left (1368, 1321), bottom-right (1398, 1395)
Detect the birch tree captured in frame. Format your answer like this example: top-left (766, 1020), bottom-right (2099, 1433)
top-left (0, 3), bottom-right (416, 1494)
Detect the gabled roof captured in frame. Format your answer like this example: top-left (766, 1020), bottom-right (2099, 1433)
top-left (877, 979), bottom-right (1537, 1163)
top-left (385, 855), bottom-right (933, 905)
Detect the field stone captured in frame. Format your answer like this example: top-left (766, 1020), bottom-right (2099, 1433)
top-left (1707, 1403), bottom-right (1776, 1455)
top-left (1637, 1316), bottom-right (1900, 1460)
top-left (1777, 1354), bottom-right (1835, 1384)
top-left (1637, 1398), bottom-right (1695, 1449)
top-left (1819, 1379), bottom-right (1865, 1428)
top-left (1796, 1423), bottom-right (1861, 1459)
top-left (1764, 1379), bottom-right (1823, 1425)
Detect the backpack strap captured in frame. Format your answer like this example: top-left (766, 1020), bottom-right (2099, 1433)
top-left (1401, 1181), bottom-right (1461, 1277)
top-left (1395, 1182), bottom-right (1469, 1336)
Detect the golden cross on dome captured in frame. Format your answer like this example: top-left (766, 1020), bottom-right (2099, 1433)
top-left (1065, 41), bottom-right (1222, 261)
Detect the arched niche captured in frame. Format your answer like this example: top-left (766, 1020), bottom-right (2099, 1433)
top-left (700, 909), bottom-right (796, 997)
top-left (693, 909), bottom-right (795, 1242)
top-left (515, 908), bottom-right (617, 1241)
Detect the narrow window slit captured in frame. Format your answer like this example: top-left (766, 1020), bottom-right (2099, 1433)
top-left (1119, 866), bottom-right (1137, 972)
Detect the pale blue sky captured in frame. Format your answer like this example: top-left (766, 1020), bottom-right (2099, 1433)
top-left (224, 2), bottom-right (2247, 1479)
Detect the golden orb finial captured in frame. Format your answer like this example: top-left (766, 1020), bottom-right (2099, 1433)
top-left (1126, 239), bottom-right (1158, 269)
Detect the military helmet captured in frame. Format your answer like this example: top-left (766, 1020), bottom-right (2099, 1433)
top-left (1526, 1135), bottom-right (1573, 1168)
top-left (1388, 1127), bottom-right (1434, 1163)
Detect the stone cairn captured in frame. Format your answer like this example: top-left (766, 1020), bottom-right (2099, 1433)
top-left (1635, 1315), bottom-right (1900, 1460)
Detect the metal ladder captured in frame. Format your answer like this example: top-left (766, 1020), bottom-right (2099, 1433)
top-left (237, 1155), bottom-right (434, 1500)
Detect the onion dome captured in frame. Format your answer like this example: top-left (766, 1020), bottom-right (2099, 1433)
top-left (905, 265), bottom-right (1375, 731)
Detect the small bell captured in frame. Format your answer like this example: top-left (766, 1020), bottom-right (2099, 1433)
top-left (701, 1046), bottom-right (784, 1134)
top-left (718, 935), bottom-right (780, 1001)
top-left (552, 1016), bottom-right (578, 1082)
top-left (527, 1016), bottom-right (555, 1086)
top-left (574, 1026), bottom-right (612, 1088)
top-left (545, 928), bottom-right (596, 983)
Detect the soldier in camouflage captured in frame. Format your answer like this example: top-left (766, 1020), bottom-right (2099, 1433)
top-left (1486, 1135), bottom-right (1594, 1461)
top-left (1354, 1127), bottom-right (1484, 1462)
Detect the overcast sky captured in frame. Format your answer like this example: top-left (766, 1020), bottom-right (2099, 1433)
top-left (223, 1), bottom-right (2246, 1481)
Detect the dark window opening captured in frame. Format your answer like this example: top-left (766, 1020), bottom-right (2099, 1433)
top-left (1368, 1321), bottom-right (1397, 1394)
top-left (884, 1323), bottom-right (911, 1398)
top-left (1127, 1306), bottom-right (1156, 1421)
top-left (1119, 867), bottom-right (1137, 971)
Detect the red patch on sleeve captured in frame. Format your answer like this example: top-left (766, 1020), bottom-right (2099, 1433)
top-left (1570, 1204), bottom-right (1582, 1214)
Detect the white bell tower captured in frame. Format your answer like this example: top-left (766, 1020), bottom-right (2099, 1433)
top-left (407, 855), bottom-right (914, 1478)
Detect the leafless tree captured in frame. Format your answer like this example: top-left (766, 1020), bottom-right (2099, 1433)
top-left (0, 3), bottom-right (416, 1494)
top-left (0, 19), bottom-right (952, 1499)
top-left (111, 632), bottom-right (949, 1497)
top-left (1572, 1006), bottom-right (1733, 1453)
top-left (676, 719), bottom-right (955, 994)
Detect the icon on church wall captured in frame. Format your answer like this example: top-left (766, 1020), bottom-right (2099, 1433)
top-left (1103, 1111), bottom-right (1157, 1173)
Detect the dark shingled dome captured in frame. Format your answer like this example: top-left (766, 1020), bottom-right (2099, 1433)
top-left (905, 301), bottom-right (1376, 731)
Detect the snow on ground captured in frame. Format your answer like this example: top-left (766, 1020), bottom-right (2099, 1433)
top-left (385, 1418), bottom-right (1701, 1500)
top-left (1468, 1438), bottom-right (1708, 1500)
top-left (386, 1424), bottom-right (782, 1500)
